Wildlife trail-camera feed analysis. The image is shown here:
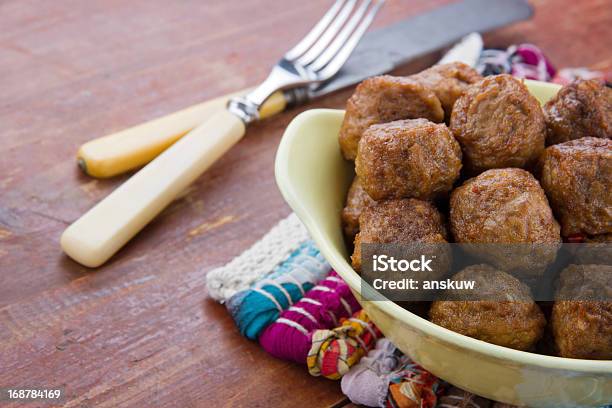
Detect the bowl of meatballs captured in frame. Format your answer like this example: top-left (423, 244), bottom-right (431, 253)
top-left (275, 61), bottom-right (611, 407)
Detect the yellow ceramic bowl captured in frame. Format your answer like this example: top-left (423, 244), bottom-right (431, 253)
top-left (275, 80), bottom-right (612, 407)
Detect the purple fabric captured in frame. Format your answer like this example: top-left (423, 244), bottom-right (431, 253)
top-left (515, 44), bottom-right (556, 77)
top-left (259, 270), bottom-right (360, 363)
top-left (341, 339), bottom-right (402, 407)
top-left (511, 44), bottom-right (556, 81)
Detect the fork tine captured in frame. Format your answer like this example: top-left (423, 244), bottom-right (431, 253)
top-left (284, 0), bottom-right (346, 62)
top-left (308, 0), bottom-right (372, 72)
top-left (295, 0), bottom-right (357, 67)
top-left (316, 0), bottom-right (384, 79)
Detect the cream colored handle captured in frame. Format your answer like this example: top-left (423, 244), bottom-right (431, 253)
top-left (78, 90), bottom-right (286, 178)
top-left (61, 109), bottom-right (246, 267)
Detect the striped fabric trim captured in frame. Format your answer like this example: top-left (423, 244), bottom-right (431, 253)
top-left (257, 279), bottom-right (294, 306)
top-left (252, 287), bottom-right (283, 313)
top-left (301, 298), bottom-right (322, 306)
top-left (311, 285), bottom-right (333, 293)
top-left (325, 276), bottom-right (344, 283)
top-left (339, 298), bottom-right (353, 316)
top-left (276, 317), bottom-right (309, 336)
top-left (288, 306), bottom-right (318, 325)
top-left (348, 317), bottom-right (378, 341)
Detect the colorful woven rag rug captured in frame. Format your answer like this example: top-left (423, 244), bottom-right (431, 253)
top-left (205, 45), bottom-right (611, 408)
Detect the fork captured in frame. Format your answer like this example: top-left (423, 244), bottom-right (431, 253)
top-left (61, 0), bottom-right (385, 267)
top-left (229, 0), bottom-right (384, 123)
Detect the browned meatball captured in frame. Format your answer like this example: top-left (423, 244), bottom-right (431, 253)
top-left (355, 119), bottom-right (462, 201)
top-left (412, 62), bottom-right (482, 121)
top-left (338, 75), bottom-right (444, 160)
top-left (341, 177), bottom-right (375, 241)
top-left (552, 264), bottom-right (612, 359)
top-left (450, 74), bottom-right (546, 173)
top-left (543, 79), bottom-right (612, 145)
top-left (430, 264), bottom-right (546, 351)
top-left (351, 199), bottom-right (448, 272)
top-left (575, 234), bottom-right (612, 265)
top-left (450, 168), bottom-right (561, 274)
top-left (538, 137), bottom-right (612, 237)
top-left (586, 233), bottom-right (612, 242)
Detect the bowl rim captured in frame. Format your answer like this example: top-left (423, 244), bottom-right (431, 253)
top-left (275, 106), bottom-right (612, 374)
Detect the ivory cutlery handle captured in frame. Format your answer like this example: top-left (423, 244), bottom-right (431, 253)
top-left (61, 109), bottom-right (246, 267)
top-left (77, 91), bottom-right (286, 178)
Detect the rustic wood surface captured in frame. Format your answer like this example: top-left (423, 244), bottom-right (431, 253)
top-left (0, 0), bottom-right (610, 407)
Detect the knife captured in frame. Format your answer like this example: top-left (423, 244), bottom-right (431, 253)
top-left (62, 0), bottom-right (532, 268)
top-left (78, 0), bottom-right (532, 179)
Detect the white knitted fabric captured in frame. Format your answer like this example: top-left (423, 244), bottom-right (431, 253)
top-left (205, 213), bottom-right (310, 302)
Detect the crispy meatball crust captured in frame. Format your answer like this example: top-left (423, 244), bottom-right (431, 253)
top-left (450, 168), bottom-right (561, 273)
top-left (586, 233), bottom-right (612, 242)
top-left (449, 74), bottom-right (546, 173)
top-left (430, 264), bottom-right (546, 351)
top-left (544, 79), bottom-right (612, 145)
top-left (338, 75), bottom-right (444, 160)
top-left (355, 119), bottom-right (462, 201)
top-left (576, 234), bottom-right (612, 265)
top-left (341, 177), bottom-right (375, 241)
top-left (351, 199), bottom-right (448, 272)
top-left (552, 264), bottom-right (612, 359)
top-left (412, 62), bottom-right (483, 121)
top-left (538, 137), bottom-right (612, 237)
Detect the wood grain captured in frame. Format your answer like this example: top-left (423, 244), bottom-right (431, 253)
top-left (0, 0), bottom-right (610, 407)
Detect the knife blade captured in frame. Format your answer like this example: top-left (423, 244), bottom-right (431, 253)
top-left (309, 0), bottom-right (531, 98)
top-left (77, 0), bottom-right (532, 179)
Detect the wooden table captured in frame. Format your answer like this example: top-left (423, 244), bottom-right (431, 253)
top-left (0, 1), bottom-right (609, 406)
